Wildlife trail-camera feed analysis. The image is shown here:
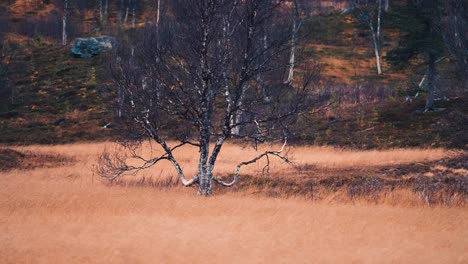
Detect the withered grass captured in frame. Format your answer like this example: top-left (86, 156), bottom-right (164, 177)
top-left (0, 142), bottom-right (466, 263)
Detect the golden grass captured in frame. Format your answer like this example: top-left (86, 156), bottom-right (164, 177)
top-left (0, 142), bottom-right (467, 263)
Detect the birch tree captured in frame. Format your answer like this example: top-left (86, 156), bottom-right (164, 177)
top-left (285, 0), bottom-right (302, 84)
top-left (62, 0), bottom-right (68, 45)
top-left (156, 0), bottom-right (161, 25)
top-left (354, 0), bottom-right (383, 75)
top-left (99, 0), bottom-right (320, 195)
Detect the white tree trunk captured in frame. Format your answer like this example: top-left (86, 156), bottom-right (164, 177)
top-left (377, 0), bottom-right (382, 39)
top-left (384, 0), bottom-right (389, 12)
top-left (156, 0), bottom-right (160, 27)
top-left (369, 16), bottom-right (382, 75)
top-left (99, 0), bottom-right (103, 21)
top-left (62, 0), bottom-right (68, 46)
top-left (286, 24), bottom-right (296, 84)
top-left (260, 32), bottom-right (270, 102)
top-left (124, 0), bottom-right (130, 25)
top-left (286, 0), bottom-right (301, 84)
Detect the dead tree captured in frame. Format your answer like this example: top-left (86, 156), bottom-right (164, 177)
top-left (99, 0), bottom-right (320, 195)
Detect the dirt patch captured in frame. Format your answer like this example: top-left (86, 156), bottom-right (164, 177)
top-left (0, 148), bottom-right (75, 171)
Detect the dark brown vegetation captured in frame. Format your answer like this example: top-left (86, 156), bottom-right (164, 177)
top-left (0, 147), bottom-right (74, 171)
top-left (1, 0), bottom-right (466, 148)
top-left (117, 150), bottom-right (468, 206)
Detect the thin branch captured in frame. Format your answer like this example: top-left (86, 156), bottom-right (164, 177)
top-left (212, 138), bottom-right (294, 187)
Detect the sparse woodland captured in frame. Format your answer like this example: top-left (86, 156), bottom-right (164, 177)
top-left (0, 0), bottom-right (467, 194)
top-left (0, 0), bottom-right (467, 262)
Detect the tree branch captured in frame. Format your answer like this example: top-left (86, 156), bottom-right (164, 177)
top-left (212, 138), bottom-right (293, 187)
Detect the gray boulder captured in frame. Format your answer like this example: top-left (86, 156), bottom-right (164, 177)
top-left (71, 36), bottom-right (114, 58)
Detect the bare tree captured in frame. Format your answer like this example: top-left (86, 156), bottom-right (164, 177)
top-left (354, 0), bottom-right (383, 75)
top-left (99, 0), bottom-right (320, 195)
top-left (285, 0), bottom-right (303, 84)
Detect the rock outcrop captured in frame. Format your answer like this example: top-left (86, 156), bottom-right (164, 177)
top-left (71, 36), bottom-right (114, 58)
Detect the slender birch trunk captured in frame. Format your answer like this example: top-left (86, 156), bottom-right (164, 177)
top-left (197, 11), bottom-right (216, 195)
top-left (370, 22), bottom-right (382, 75)
top-left (62, 0), bottom-right (68, 46)
top-left (377, 0), bottom-right (382, 39)
top-left (260, 31), bottom-right (270, 102)
top-left (384, 0), bottom-right (389, 12)
top-left (425, 52), bottom-right (436, 111)
top-left (99, 0), bottom-right (103, 21)
top-left (369, 2), bottom-right (382, 75)
top-left (124, 0), bottom-right (130, 24)
top-left (156, 0), bottom-right (160, 36)
top-left (286, 0), bottom-right (301, 84)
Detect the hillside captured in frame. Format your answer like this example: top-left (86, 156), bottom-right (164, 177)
top-left (0, 0), bottom-right (466, 148)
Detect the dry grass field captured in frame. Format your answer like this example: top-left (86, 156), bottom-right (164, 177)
top-left (0, 142), bottom-right (467, 263)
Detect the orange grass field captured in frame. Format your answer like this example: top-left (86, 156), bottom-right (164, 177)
top-left (0, 142), bottom-right (467, 263)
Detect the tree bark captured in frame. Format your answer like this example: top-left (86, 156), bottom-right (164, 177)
top-left (369, 18), bottom-right (382, 75)
top-left (425, 52), bottom-right (436, 111)
top-left (286, 0), bottom-right (301, 84)
top-left (156, 0), bottom-right (160, 27)
top-left (198, 172), bottom-right (212, 195)
top-left (124, 0), bottom-right (130, 25)
top-left (377, 0), bottom-right (382, 39)
top-left (62, 0), bottom-right (68, 46)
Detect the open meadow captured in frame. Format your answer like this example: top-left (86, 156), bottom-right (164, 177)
top-left (1, 142), bottom-right (467, 263)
